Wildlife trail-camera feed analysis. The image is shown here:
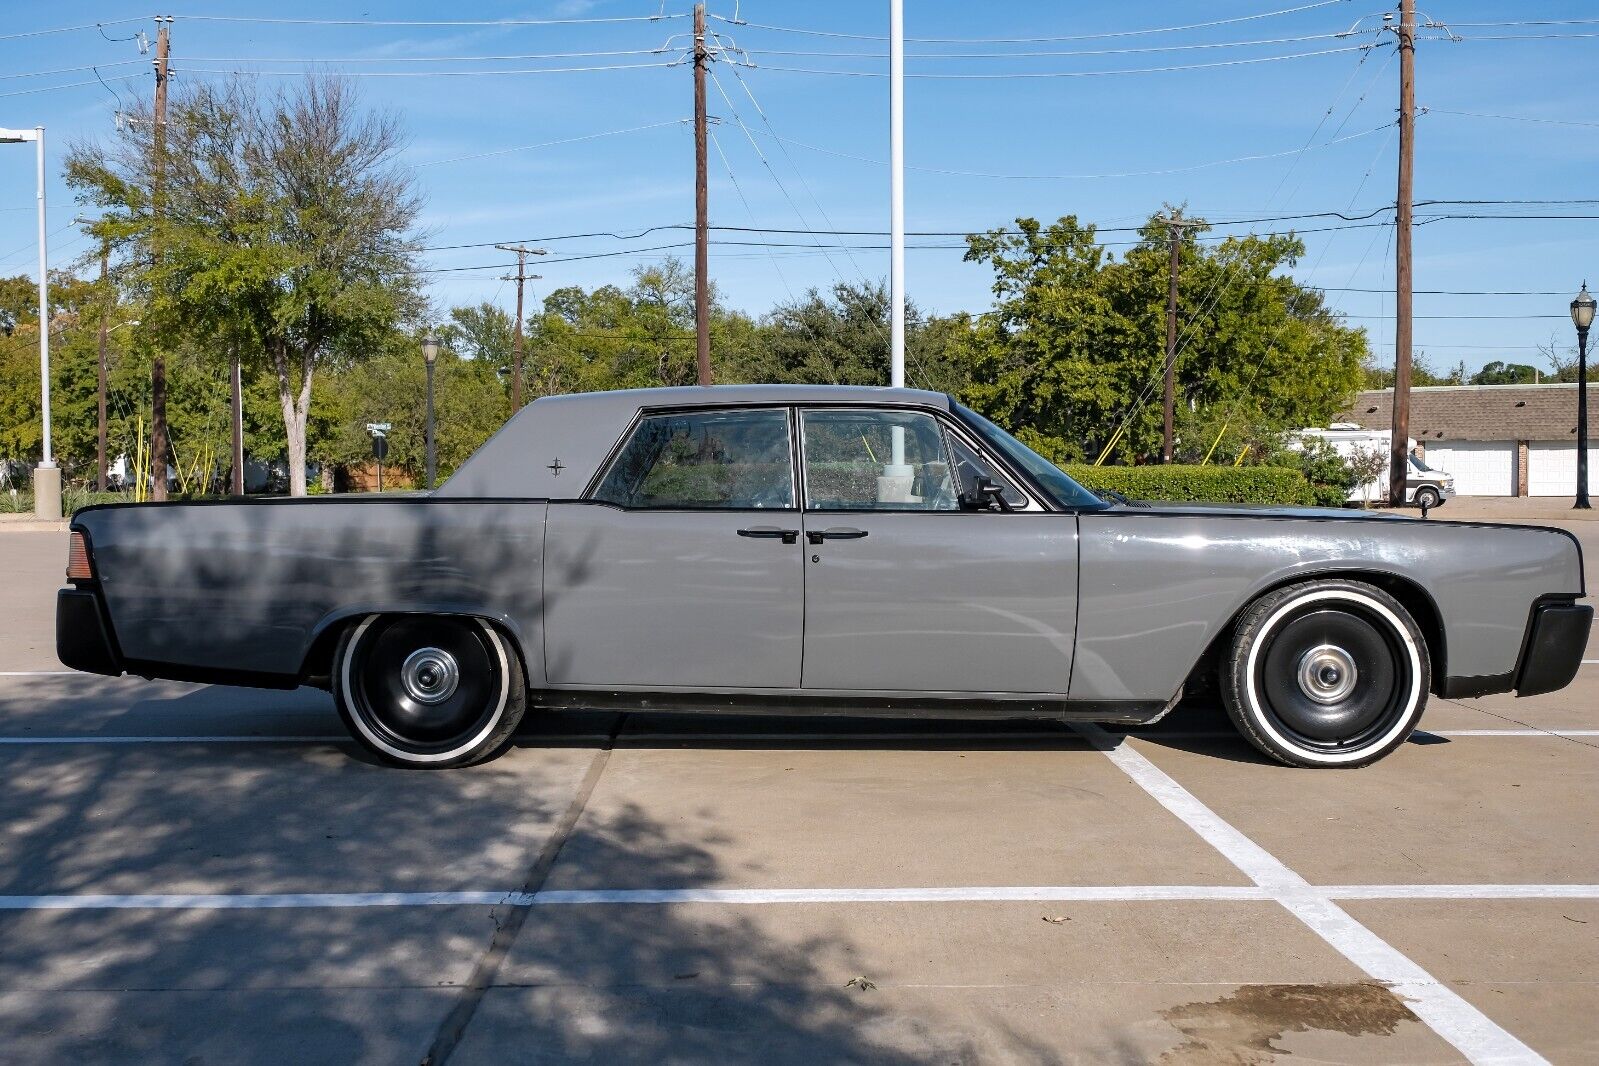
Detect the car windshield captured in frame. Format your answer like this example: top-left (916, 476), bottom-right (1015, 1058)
top-left (950, 401), bottom-right (1109, 510)
top-left (1409, 454), bottom-right (1433, 472)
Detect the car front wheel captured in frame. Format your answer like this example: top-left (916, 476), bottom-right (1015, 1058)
top-left (1221, 580), bottom-right (1429, 768)
top-left (333, 614), bottom-right (526, 768)
top-left (1415, 487), bottom-right (1442, 510)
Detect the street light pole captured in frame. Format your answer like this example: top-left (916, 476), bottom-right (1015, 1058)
top-left (1572, 282), bottom-right (1595, 510)
top-left (423, 335), bottom-right (440, 490)
top-left (0, 126), bottom-right (56, 518)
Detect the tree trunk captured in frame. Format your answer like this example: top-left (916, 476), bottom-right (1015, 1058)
top-left (271, 342), bottom-right (315, 497)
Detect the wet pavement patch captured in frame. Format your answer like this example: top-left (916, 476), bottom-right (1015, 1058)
top-left (1158, 981), bottom-right (1418, 1063)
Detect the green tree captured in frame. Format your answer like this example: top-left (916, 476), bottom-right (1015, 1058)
top-left (735, 279), bottom-right (969, 395)
top-left (961, 212), bottom-right (1368, 463)
top-left (67, 76), bottom-right (423, 496)
top-left (1471, 360), bottom-right (1540, 385)
top-left (319, 329), bottom-right (510, 483)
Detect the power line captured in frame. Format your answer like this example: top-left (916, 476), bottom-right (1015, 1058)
top-left (1425, 108), bottom-right (1599, 130)
top-left (173, 13), bottom-right (689, 28)
top-left (0, 72), bottom-right (145, 99)
top-left (0, 17), bottom-right (150, 42)
top-left (181, 49), bottom-right (678, 64)
top-left (737, 43), bottom-right (1384, 79)
top-left (733, 30), bottom-right (1381, 61)
top-left (171, 61), bottom-right (682, 79)
top-left (740, 120), bottom-right (1396, 180)
top-left (708, 1), bottom-right (1354, 44)
top-left (412, 119), bottom-right (689, 168)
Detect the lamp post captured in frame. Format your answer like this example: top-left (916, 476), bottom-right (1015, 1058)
top-left (1572, 282), bottom-right (1595, 510)
top-left (0, 126), bottom-right (56, 519)
top-left (422, 334), bottom-right (440, 490)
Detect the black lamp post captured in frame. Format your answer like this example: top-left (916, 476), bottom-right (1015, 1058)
top-left (1573, 283), bottom-right (1595, 510)
top-left (422, 334), bottom-right (440, 490)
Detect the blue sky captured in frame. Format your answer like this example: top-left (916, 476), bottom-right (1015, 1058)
top-left (1, 1), bottom-right (1595, 374)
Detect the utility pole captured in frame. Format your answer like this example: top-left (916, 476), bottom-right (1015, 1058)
top-left (149, 15), bottom-right (172, 501)
top-left (1161, 210), bottom-right (1187, 463)
top-left (692, 3), bottom-right (712, 386)
top-left (1388, 0), bottom-right (1416, 507)
top-left (495, 243), bottom-right (544, 409)
top-left (97, 244), bottom-right (110, 492)
top-left (230, 351), bottom-right (244, 495)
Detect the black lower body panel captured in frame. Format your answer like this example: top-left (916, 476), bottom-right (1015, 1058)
top-left (1515, 601), bottom-right (1593, 697)
top-left (56, 588), bottom-right (124, 677)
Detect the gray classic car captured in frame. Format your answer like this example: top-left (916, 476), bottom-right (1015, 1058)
top-left (57, 385), bottom-right (1590, 769)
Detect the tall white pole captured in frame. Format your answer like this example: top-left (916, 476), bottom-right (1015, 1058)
top-left (35, 126), bottom-right (52, 469)
top-left (889, 0), bottom-right (905, 392)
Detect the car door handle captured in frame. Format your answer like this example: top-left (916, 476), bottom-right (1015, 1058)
top-left (806, 527), bottom-right (869, 544)
top-left (737, 526), bottom-right (799, 544)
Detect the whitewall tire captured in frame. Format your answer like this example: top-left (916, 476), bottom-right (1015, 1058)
top-left (1221, 580), bottom-right (1429, 768)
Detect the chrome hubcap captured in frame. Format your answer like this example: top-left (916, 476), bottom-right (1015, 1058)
top-left (1297, 644), bottom-right (1358, 705)
top-left (401, 647), bottom-right (459, 705)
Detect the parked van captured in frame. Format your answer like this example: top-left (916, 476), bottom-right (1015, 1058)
top-left (1295, 424), bottom-right (1456, 508)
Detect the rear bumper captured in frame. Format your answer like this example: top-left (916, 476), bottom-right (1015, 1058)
top-left (56, 588), bottom-right (124, 677)
top-left (1514, 600), bottom-right (1593, 697)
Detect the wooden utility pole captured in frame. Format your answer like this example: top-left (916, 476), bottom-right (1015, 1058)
top-left (149, 16), bottom-right (171, 500)
top-left (495, 243), bottom-right (544, 409)
top-left (96, 244), bottom-right (110, 492)
top-left (1388, 0), bottom-right (1417, 507)
top-left (230, 351), bottom-right (243, 495)
top-left (692, 2), bottom-right (712, 386)
top-left (1162, 211), bottom-right (1185, 463)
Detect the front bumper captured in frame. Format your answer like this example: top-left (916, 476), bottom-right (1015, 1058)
top-left (1514, 600), bottom-right (1593, 697)
top-left (56, 588), bottom-right (124, 677)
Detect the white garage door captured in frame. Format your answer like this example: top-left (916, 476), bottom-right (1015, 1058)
top-left (1422, 441), bottom-right (1516, 496)
top-left (1528, 443), bottom-right (1599, 497)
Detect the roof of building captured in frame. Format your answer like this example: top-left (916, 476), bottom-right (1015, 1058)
top-left (1339, 383), bottom-right (1599, 443)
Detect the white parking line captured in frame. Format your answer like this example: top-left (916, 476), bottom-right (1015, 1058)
top-left (0, 883), bottom-right (1592, 910)
top-left (1079, 724), bottom-right (1548, 1066)
top-left (0, 728), bottom-right (1592, 745)
top-left (0, 671), bottom-right (79, 676)
top-left (0, 735), bottom-right (349, 745)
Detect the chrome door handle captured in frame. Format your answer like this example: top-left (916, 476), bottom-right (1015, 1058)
top-left (806, 527), bottom-right (869, 544)
top-left (738, 526), bottom-right (799, 544)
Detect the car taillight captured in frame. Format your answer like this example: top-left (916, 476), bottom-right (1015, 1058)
top-left (66, 531), bottom-right (94, 581)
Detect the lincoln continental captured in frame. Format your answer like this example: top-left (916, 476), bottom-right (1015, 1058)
top-left (57, 385), bottom-right (1590, 769)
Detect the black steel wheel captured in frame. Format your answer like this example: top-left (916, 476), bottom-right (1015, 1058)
top-left (1221, 580), bottom-right (1429, 768)
top-left (333, 614), bottom-right (526, 768)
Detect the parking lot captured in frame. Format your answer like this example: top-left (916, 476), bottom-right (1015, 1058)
top-left (2, 515), bottom-right (1595, 1064)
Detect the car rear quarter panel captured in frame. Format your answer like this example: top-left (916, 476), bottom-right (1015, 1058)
top-left (1070, 512), bottom-right (1583, 702)
top-left (75, 500), bottom-right (547, 682)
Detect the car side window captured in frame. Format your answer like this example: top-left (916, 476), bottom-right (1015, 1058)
top-left (801, 409), bottom-right (958, 511)
top-left (591, 408), bottom-right (795, 509)
top-left (948, 436), bottom-right (1028, 510)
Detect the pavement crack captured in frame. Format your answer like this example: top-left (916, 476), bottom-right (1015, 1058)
top-left (418, 716), bottom-right (623, 1066)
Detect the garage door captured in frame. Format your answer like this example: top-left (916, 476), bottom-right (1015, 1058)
top-left (1527, 443), bottom-right (1599, 496)
top-left (1421, 441), bottom-right (1516, 496)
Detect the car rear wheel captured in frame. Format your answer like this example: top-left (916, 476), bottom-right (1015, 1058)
top-left (1221, 580), bottom-right (1429, 768)
top-left (333, 614), bottom-right (526, 768)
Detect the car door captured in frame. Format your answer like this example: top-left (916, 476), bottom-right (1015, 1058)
top-left (543, 406), bottom-right (805, 690)
top-left (797, 406), bottom-right (1078, 696)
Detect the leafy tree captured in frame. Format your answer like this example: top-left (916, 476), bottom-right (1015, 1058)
top-left (736, 280), bottom-right (968, 394)
top-left (318, 330), bottom-right (510, 483)
top-left (1470, 360), bottom-right (1540, 385)
top-left (66, 75), bottom-right (423, 496)
top-left (960, 212), bottom-right (1367, 464)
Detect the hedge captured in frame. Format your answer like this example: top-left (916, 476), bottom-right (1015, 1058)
top-left (1061, 464), bottom-right (1317, 506)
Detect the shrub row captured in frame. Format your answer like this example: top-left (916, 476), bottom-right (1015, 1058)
top-left (1061, 464), bottom-right (1318, 506)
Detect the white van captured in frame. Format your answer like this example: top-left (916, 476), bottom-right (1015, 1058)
top-left (1295, 425), bottom-right (1457, 508)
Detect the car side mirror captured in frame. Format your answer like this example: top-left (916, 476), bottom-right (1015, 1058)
top-left (965, 475), bottom-right (1014, 512)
